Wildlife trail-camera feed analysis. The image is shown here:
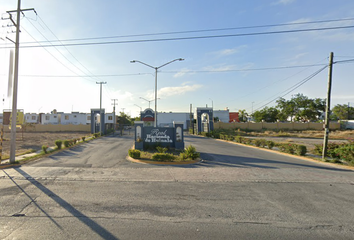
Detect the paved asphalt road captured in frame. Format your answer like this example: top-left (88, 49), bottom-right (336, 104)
top-left (1, 134), bottom-right (354, 240)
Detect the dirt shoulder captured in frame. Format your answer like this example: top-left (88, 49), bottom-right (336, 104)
top-left (1, 131), bottom-right (91, 159)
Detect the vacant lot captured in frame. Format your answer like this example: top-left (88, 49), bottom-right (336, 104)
top-left (1, 131), bottom-right (90, 159)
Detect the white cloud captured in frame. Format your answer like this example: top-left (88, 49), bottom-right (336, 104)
top-left (203, 63), bottom-right (254, 72)
top-left (158, 83), bottom-right (202, 98)
top-left (273, 0), bottom-right (296, 5)
top-left (210, 45), bottom-right (247, 57)
top-left (173, 68), bottom-right (193, 78)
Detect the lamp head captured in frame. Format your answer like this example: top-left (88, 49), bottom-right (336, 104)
top-left (130, 60), bottom-right (136, 63)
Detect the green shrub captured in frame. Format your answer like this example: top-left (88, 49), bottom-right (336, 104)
top-left (259, 139), bottom-right (267, 148)
top-left (55, 140), bottom-right (62, 149)
top-left (254, 139), bottom-right (262, 147)
top-left (152, 153), bottom-right (176, 161)
top-left (82, 136), bottom-right (86, 142)
top-left (128, 149), bottom-right (141, 158)
top-left (42, 145), bottom-right (48, 154)
top-left (234, 136), bottom-right (244, 143)
top-left (314, 143), bottom-right (342, 158)
top-left (334, 145), bottom-right (354, 162)
top-left (295, 145), bottom-right (307, 156)
top-left (278, 143), bottom-right (295, 154)
top-left (93, 132), bottom-right (101, 138)
top-left (200, 132), bottom-right (208, 137)
top-left (266, 140), bottom-right (275, 149)
top-left (63, 140), bottom-right (70, 148)
top-left (243, 138), bottom-right (252, 145)
top-left (156, 146), bottom-right (168, 153)
top-left (184, 145), bottom-right (200, 160)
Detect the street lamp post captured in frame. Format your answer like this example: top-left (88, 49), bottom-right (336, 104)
top-left (131, 58), bottom-right (184, 127)
top-left (140, 97), bottom-right (160, 109)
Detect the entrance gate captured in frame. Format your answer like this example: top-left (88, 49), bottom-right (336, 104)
top-left (196, 107), bottom-right (214, 134)
top-left (90, 108), bottom-right (105, 134)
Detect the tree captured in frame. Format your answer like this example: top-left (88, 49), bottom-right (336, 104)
top-left (276, 94), bottom-right (325, 122)
top-left (276, 97), bottom-right (296, 121)
top-left (253, 107), bottom-right (279, 122)
top-left (117, 112), bottom-right (132, 125)
top-left (331, 104), bottom-right (354, 120)
top-left (238, 109), bottom-right (248, 122)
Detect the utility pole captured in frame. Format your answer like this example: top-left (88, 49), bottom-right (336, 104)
top-left (96, 82), bottom-right (107, 134)
top-left (190, 104), bottom-right (194, 134)
top-left (322, 52), bottom-right (334, 160)
top-left (111, 99), bottom-right (118, 135)
top-left (4, 1), bottom-right (36, 163)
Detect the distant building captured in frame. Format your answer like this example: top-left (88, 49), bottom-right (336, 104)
top-left (24, 113), bottom-right (40, 124)
top-left (229, 112), bottom-right (240, 122)
top-left (61, 112), bottom-right (87, 125)
top-left (158, 112), bottom-right (191, 129)
top-left (213, 110), bottom-right (230, 122)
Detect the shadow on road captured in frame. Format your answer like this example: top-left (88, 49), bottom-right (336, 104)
top-left (9, 167), bottom-right (120, 240)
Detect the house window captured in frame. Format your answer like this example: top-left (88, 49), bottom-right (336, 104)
top-left (65, 115), bottom-right (69, 120)
top-left (32, 116), bottom-right (36, 120)
top-left (54, 116), bottom-right (57, 118)
top-left (108, 116), bottom-right (113, 120)
top-left (27, 116), bottom-right (30, 120)
top-left (87, 116), bottom-right (90, 120)
top-left (74, 115), bottom-right (77, 118)
top-left (45, 116), bottom-right (50, 120)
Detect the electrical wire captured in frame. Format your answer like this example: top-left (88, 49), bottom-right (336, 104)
top-left (253, 65), bottom-right (328, 111)
top-left (24, 17), bottom-right (98, 82)
top-left (3, 17), bottom-right (354, 46)
top-left (35, 15), bottom-right (103, 82)
top-left (1, 24), bottom-right (354, 49)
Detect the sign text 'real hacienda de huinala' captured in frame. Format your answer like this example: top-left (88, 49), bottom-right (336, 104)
top-left (145, 129), bottom-right (173, 143)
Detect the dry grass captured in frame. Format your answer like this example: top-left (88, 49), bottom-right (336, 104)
top-left (247, 130), bottom-right (354, 140)
top-left (1, 131), bottom-right (91, 159)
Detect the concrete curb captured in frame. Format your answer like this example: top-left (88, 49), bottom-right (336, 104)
top-left (214, 138), bottom-right (354, 171)
top-left (126, 155), bottom-right (200, 165)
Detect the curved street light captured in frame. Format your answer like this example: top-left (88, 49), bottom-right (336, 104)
top-left (131, 58), bottom-right (184, 127)
top-left (140, 97), bottom-right (160, 109)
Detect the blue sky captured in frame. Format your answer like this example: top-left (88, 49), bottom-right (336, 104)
top-left (1, 0), bottom-right (354, 117)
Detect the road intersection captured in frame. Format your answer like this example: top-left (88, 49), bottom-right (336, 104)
top-left (1, 134), bottom-right (353, 239)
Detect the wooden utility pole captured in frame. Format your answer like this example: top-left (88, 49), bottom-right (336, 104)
top-left (111, 99), bottom-right (118, 135)
top-left (4, 1), bottom-right (36, 163)
top-left (96, 82), bottom-right (107, 134)
top-left (322, 52), bottom-right (334, 160)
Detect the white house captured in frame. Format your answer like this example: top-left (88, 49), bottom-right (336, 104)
top-left (41, 113), bottom-right (61, 125)
top-left (213, 109), bottom-right (230, 122)
top-left (105, 113), bottom-right (115, 124)
top-left (61, 112), bottom-right (87, 125)
top-left (157, 112), bottom-right (191, 129)
top-left (24, 113), bottom-right (39, 124)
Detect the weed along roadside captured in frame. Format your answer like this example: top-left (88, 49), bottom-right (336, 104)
top-left (0, 132), bottom-right (102, 168)
top-left (197, 129), bottom-right (354, 169)
top-left (127, 145), bottom-right (201, 165)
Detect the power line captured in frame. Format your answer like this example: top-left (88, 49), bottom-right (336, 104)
top-left (253, 66), bottom-right (328, 111)
top-left (3, 17), bottom-right (354, 46)
top-left (161, 63), bottom-right (327, 73)
top-left (1, 24), bottom-right (354, 49)
top-left (23, 16), bottom-right (98, 82)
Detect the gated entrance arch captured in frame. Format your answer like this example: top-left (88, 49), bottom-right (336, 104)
top-left (196, 107), bottom-right (214, 134)
top-left (90, 108), bottom-right (105, 134)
